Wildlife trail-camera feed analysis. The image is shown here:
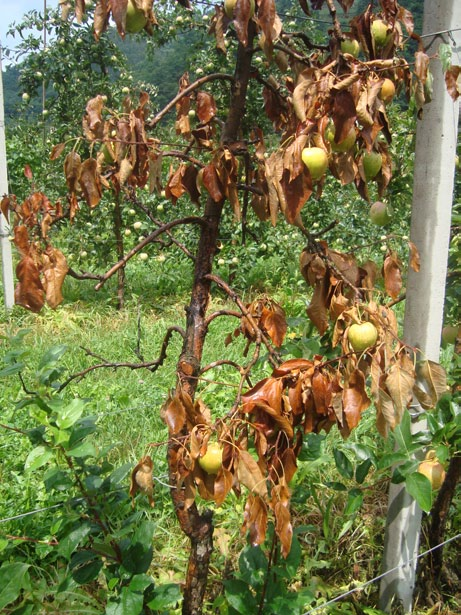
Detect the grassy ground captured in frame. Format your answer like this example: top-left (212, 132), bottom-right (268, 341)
top-left (0, 273), bottom-right (460, 615)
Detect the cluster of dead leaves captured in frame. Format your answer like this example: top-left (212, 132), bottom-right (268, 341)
top-left (158, 331), bottom-right (446, 556)
top-left (1, 193), bottom-right (68, 312)
top-left (299, 239), bottom-right (419, 336)
top-left (59, 0), bottom-right (159, 39)
top-left (226, 296), bottom-right (287, 354)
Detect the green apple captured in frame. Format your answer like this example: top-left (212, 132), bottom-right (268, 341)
top-left (126, 0), bottom-right (147, 33)
top-left (369, 201), bottom-right (393, 226)
top-left (441, 325), bottom-right (458, 346)
top-left (301, 147), bottom-right (329, 180)
top-left (133, 221), bottom-right (142, 230)
top-left (22, 92), bottom-right (30, 102)
top-left (224, 0), bottom-right (255, 19)
top-left (363, 151), bottom-right (382, 180)
top-left (198, 442), bottom-right (223, 475)
top-left (139, 252), bottom-right (149, 261)
top-left (348, 322), bottom-right (378, 352)
top-left (326, 123), bottom-right (356, 153)
top-left (340, 38), bottom-right (360, 58)
top-left (371, 19), bottom-right (392, 48)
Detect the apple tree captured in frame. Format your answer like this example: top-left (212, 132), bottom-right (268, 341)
top-left (2, 0), bottom-right (453, 613)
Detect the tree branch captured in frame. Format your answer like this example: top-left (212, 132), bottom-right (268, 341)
top-left (57, 326), bottom-right (185, 391)
top-left (94, 217), bottom-right (205, 290)
top-left (147, 73), bottom-right (235, 129)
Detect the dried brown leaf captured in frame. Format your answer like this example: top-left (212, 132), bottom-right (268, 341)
top-left (383, 251), bottom-right (402, 300)
top-left (237, 449), bottom-right (268, 497)
top-left (42, 248), bottom-right (68, 309)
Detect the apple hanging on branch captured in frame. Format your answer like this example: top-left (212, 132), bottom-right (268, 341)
top-left (418, 451), bottom-right (446, 490)
top-left (125, 0), bottom-right (148, 33)
top-left (347, 322), bottom-right (379, 352)
top-left (198, 442), bottom-right (223, 475)
top-left (301, 146), bottom-right (329, 180)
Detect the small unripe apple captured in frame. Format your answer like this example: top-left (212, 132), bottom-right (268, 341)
top-left (371, 19), bottom-right (392, 48)
top-left (188, 109), bottom-right (196, 118)
top-left (122, 86), bottom-right (130, 94)
top-left (348, 322), bottom-right (378, 352)
top-left (80, 250), bottom-right (88, 258)
top-left (157, 254), bottom-right (166, 263)
top-left (128, 208), bottom-right (136, 215)
top-left (379, 78), bottom-right (396, 103)
top-left (157, 203), bottom-right (164, 212)
top-left (198, 442), bottom-right (223, 475)
top-left (42, 109), bottom-right (49, 117)
top-left (133, 221), bottom-right (142, 230)
top-left (125, 0), bottom-right (147, 33)
top-left (301, 147), bottom-right (329, 180)
top-left (369, 201), bottom-right (393, 226)
top-left (139, 252), bottom-right (149, 261)
top-left (224, 0), bottom-right (255, 19)
top-left (232, 256), bottom-right (239, 264)
top-left (418, 456), bottom-right (446, 490)
top-left (22, 92), bottom-right (30, 102)
top-left (217, 258), bottom-right (225, 265)
top-left (340, 38), bottom-right (360, 58)
top-left (441, 325), bottom-right (458, 346)
top-left (124, 228), bottom-right (132, 236)
top-left (363, 151), bottom-right (382, 180)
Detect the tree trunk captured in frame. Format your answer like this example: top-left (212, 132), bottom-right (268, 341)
top-left (427, 455), bottom-right (461, 582)
top-left (113, 194), bottom-right (125, 310)
top-left (169, 23), bottom-right (256, 615)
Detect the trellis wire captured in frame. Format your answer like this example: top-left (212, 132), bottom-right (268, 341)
top-left (302, 532), bottom-right (461, 615)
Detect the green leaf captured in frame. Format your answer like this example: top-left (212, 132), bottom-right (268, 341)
top-left (38, 345), bottom-right (68, 369)
top-left (224, 579), bottom-right (257, 614)
top-left (299, 433), bottom-right (325, 461)
top-left (43, 466), bottom-right (73, 492)
top-left (105, 587), bottom-right (143, 615)
top-left (377, 451), bottom-right (408, 470)
top-left (405, 472), bottom-right (433, 512)
top-left (344, 488), bottom-right (364, 516)
top-left (147, 583), bottom-right (182, 609)
top-left (439, 43), bottom-right (452, 72)
top-left (10, 603), bottom-right (35, 615)
top-left (68, 416), bottom-right (97, 447)
top-left (24, 445), bottom-right (53, 472)
top-left (58, 522), bottom-right (92, 560)
top-left (0, 562), bottom-right (30, 609)
top-left (238, 545), bottom-right (267, 587)
top-left (128, 573), bottom-right (154, 593)
top-left (355, 459), bottom-right (372, 484)
top-left (55, 398), bottom-right (86, 429)
top-left (333, 448), bottom-right (353, 479)
top-left (67, 441), bottom-right (97, 458)
top-left (0, 362), bottom-right (25, 377)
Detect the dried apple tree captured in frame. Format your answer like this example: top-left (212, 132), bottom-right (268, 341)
top-left (2, 0), bottom-right (453, 613)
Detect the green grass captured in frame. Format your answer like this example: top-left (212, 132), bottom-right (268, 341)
top-left (1, 279), bottom-right (460, 614)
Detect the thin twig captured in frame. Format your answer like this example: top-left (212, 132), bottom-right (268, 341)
top-left (57, 326), bottom-right (185, 391)
top-left (147, 73), bottom-right (235, 128)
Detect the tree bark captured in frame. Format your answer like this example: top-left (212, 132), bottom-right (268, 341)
top-left (168, 22), bottom-right (256, 615)
top-left (113, 194), bottom-right (126, 310)
top-left (428, 456), bottom-right (461, 581)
